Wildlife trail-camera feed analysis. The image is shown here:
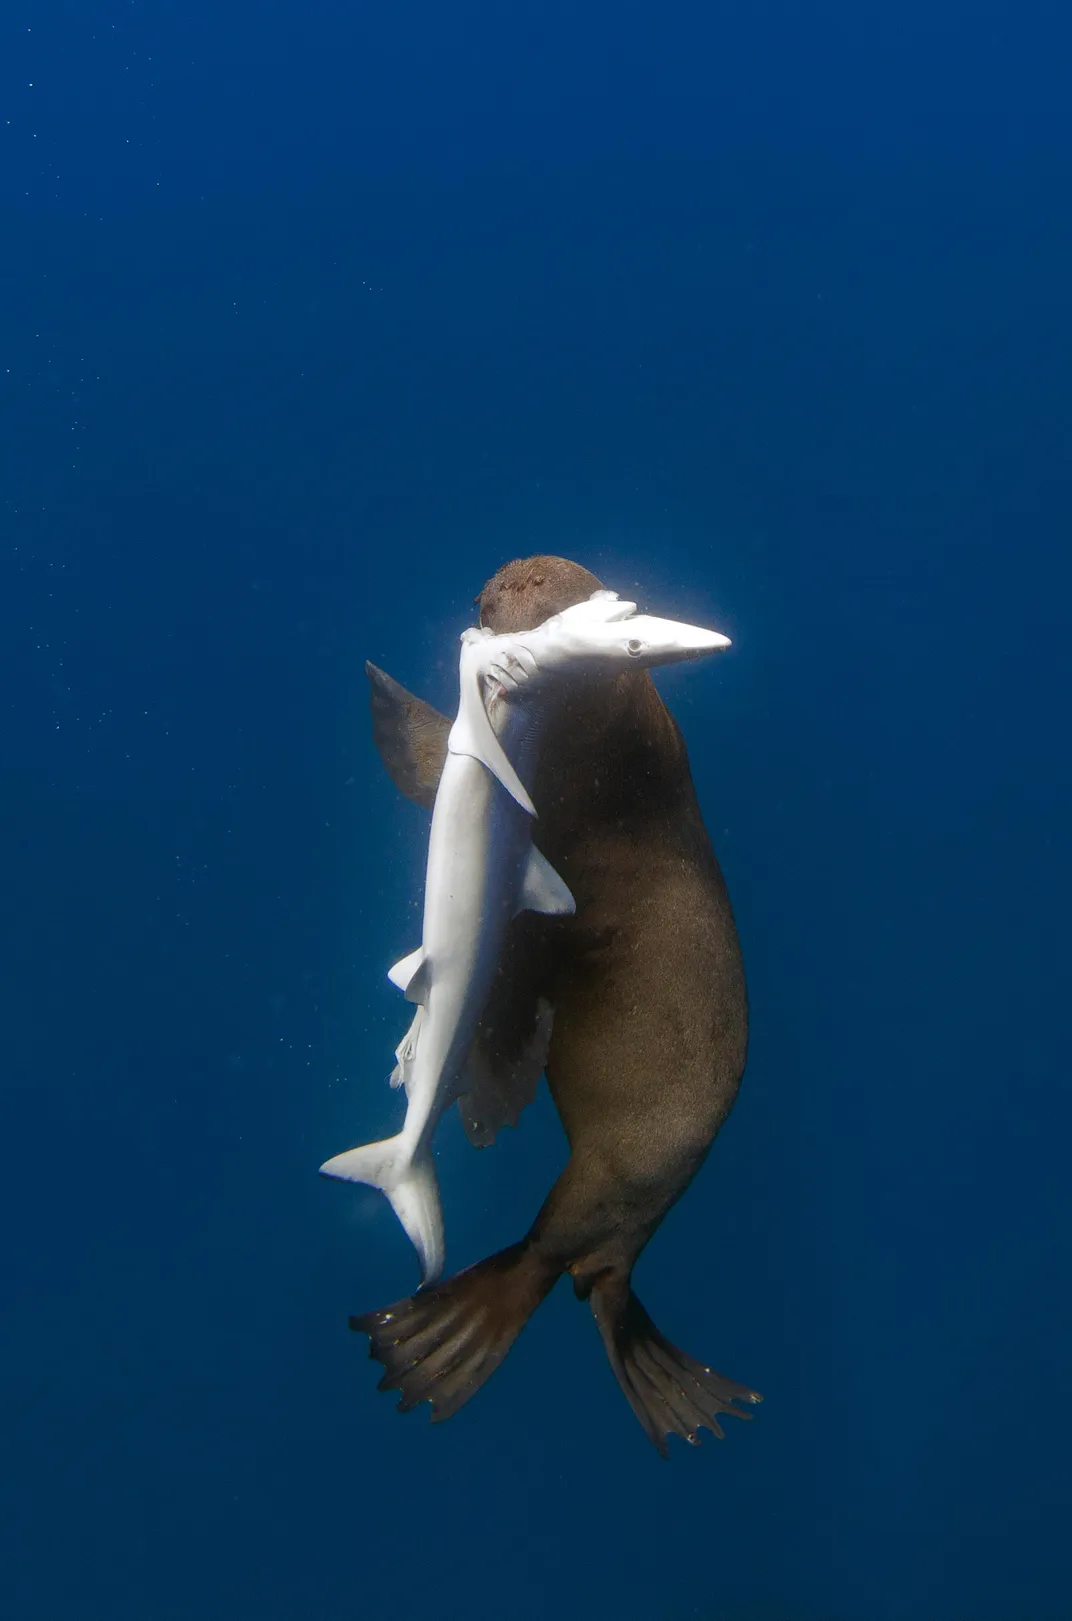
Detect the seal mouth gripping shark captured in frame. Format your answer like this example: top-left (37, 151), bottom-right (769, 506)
top-left (319, 591), bottom-right (730, 1282)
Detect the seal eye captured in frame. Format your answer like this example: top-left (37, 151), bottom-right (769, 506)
top-left (626, 638), bottom-right (643, 656)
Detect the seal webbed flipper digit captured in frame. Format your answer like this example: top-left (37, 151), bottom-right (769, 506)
top-left (588, 1275), bottom-right (762, 1457)
top-left (349, 1241), bottom-right (559, 1422)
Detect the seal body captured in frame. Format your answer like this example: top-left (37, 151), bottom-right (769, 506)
top-left (352, 556), bottom-right (760, 1454)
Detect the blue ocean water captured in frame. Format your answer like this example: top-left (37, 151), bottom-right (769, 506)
top-left (3, 3), bottom-right (1070, 1618)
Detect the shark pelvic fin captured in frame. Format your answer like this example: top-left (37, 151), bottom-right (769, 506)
top-left (516, 846), bottom-right (575, 918)
top-left (389, 1007), bottom-right (424, 1092)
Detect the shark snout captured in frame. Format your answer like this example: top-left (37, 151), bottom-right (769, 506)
top-left (624, 614), bottom-right (732, 665)
top-left (672, 624), bottom-right (732, 654)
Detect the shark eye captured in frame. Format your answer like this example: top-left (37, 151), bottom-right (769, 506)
top-left (626, 638), bottom-right (643, 656)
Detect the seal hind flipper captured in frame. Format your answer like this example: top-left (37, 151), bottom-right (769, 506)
top-left (587, 1275), bottom-right (762, 1457)
top-left (350, 1241), bottom-right (559, 1421)
top-left (366, 662), bottom-right (449, 810)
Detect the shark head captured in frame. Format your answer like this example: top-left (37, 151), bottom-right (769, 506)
top-left (476, 590), bottom-right (730, 697)
top-left (453, 588), bottom-right (731, 816)
top-left (531, 589), bottom-right (731, 675)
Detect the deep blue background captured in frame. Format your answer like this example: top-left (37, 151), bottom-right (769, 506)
top-left (3, 3), bottom-right (1070, 1618)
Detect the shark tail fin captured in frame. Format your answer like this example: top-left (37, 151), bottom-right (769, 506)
top-left (320, 1136), bottom-right (444, 1283)
top-left (586, 1272), bottom-right (763, 1457)
top-left (350, 1240), bottom-right (559, 1422)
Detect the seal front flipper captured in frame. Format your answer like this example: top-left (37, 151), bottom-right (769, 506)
top-left (457, 918), bottom-right (558, 1147)
top-left (586, 1274), bottom-right (762, 1457)
top-left (458, 996), bottom-right (554, 1147)
top-left (366, 662), bottom-right (449, 810)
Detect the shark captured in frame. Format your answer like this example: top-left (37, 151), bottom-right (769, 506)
top-left (319, 589), bottom-right (731, 1281)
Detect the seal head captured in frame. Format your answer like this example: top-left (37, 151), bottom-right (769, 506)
top-left (477, 554), bottom-right (605, 632)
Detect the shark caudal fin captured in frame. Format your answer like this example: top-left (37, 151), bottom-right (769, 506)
top-left (587, 1275), bottom-right (762, 1457)
top-left (320, 1137), bottom-right (444, 1283)
top-left (350, 1241), bottom-right (559, 1421)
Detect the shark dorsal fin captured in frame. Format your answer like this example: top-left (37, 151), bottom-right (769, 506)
top-left (447, 636), bottom-right (536, 816)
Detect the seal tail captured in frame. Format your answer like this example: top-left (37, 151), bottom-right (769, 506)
top-left (319, 1136), bottom-right (444, 1284)
top-left (350, 1240), bottom-right (559, 1421)
top-left (588, 1275), bottom-right (762, 1458)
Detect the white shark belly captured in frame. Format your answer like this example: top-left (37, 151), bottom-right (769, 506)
top-left (401, 752), bottom-right (533, 1151)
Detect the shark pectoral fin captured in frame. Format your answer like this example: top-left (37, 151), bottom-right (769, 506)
top-left (366, 663), bottom-right (450, 811)
top-left (447, 672), bottom-right (537, 816)
top-left (516, 845), bottom-right (575, 917)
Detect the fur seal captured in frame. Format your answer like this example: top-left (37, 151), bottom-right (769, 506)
top-left (352, 555), bottom-right (760, 1455)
